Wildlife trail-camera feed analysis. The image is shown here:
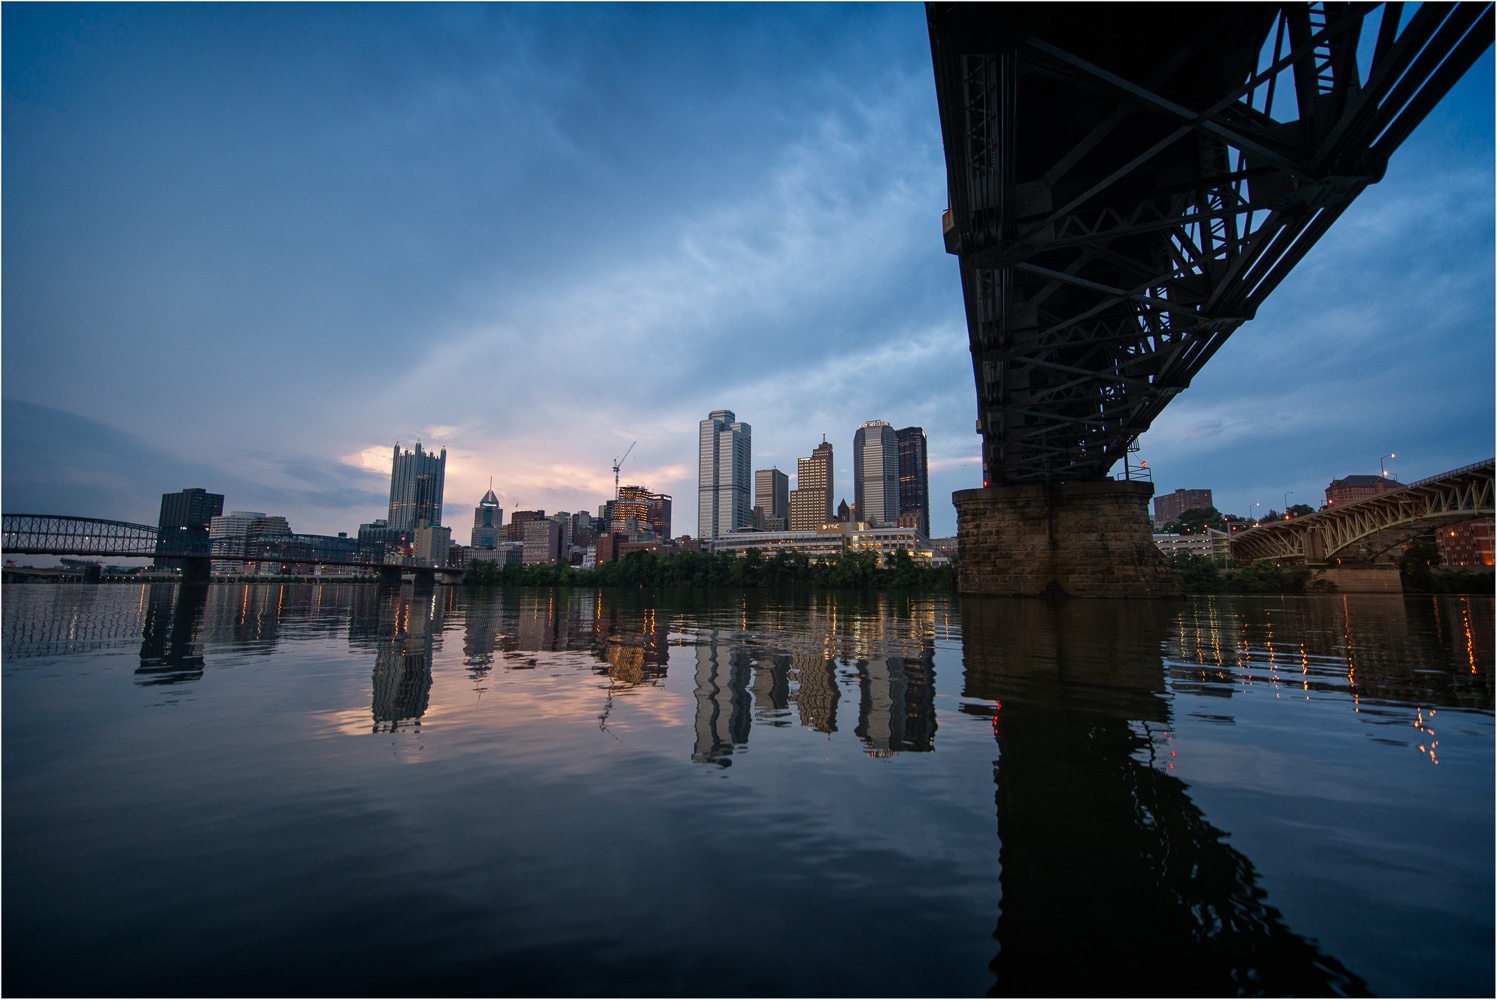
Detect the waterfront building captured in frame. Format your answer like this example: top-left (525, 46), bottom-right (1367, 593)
top-left (155, 488), bottom-right (224, 574)
top-left (507, 509), bottom-right (545, 542)
top-left (895, 426), bottom-right (930, 537)
top-left (854, 421), bottom-right (899, 527)
top-left (698, 409), bottom-right (752, 539)
top-left (714, 521), bottom-right (946, 566)
top-left (755, 469), bottom-right (790, 525)
top-left (1435, 517), bottom-right (1494, 567)
top-left (357, 519), bottom-right (412, 563)
top-left (208, 511), bottom-right (264, 575)
top-left (1325, 474), bottom-right (1403, 506)
top-left (387, 442), bottom-right (446, 530)
top-left (413, 525), bottom-right (452, 566)
top-left (614, 486), bottom-right (651, 533)
top-left (1153, 488), bottom-right (1215, 524)
top-left (522, 519), bottom-right (562, 565)
top-left (789, 440), bottom-right (834, 531)
top-left (648, 493), bottom-right (672, 540)
top-left (472, 485), bottom-right (503, 548)
top-left (1153, 530), bottom-right (1231, 560)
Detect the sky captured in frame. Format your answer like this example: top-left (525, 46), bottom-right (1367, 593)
top-left (4, 4), bottom-right (1492, 541)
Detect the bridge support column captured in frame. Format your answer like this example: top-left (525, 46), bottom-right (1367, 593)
top-left (1316, 563), bottom-right (1403, 594)
top-left (179, 558), bottom-right (211, 588)
top-left (377, 565), bottom-right (404, 588)
top-left (82, 564), bottom-right (102, 584)
top-left (954, 480), bottom-right (1179, 597)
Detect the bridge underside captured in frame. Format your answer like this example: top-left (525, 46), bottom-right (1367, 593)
top-left (929, 3), bottom-right (1491, 594)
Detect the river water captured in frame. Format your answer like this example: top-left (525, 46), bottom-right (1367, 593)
top-left (3, 582), bottom-right (1492, 996)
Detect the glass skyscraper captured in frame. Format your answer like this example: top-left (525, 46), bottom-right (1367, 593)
top-left (853, 421), bottom-right (899, 527)
top-left (698, 410), bottom-right (751, 539)
top-left (896, 426), bottom-right (930, 536)
top-left (387, 442), bottom-right (446, 531)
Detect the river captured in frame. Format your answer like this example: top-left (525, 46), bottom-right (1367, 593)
top-left (3, 582), bottom-right (1491, 996)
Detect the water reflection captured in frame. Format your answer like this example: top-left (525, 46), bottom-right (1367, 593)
top-left (961, 598), bottom-right (1370, 996)
top-left (136, 584), bottom-right (207, 685)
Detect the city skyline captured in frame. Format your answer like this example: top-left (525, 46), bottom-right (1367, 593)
top-left (3, 5), bottom-right (1491, 539)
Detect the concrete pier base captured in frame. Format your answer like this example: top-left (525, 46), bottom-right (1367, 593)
top-left (377, 565), bottom-right (404, 588)
top-left (1315, 564), bottom-right (1403, 593)
top-left (954, 480), bottom-right (1179, 597)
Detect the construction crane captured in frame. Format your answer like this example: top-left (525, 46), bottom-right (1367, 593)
top-left (612, 441), bottom-right (635, 499)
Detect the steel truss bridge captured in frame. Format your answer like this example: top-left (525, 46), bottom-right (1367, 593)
top-left (1, 513), bottom-right (444, 575)
top-left (929, 3), bottom-right (1492, 486)
top-left (1230, 460), bottom-right (1494, 563)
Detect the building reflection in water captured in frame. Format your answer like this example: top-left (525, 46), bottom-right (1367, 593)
top-left (136, 584), bottom-right (208, 685)
top-left (692, 635), bottom-right (753, 766)
top-left (368, 587), bottom-right (446, 732)
top-left (961, 597), bottom-right (1369, 997)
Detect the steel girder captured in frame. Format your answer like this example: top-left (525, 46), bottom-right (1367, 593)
top-left (929, 3), bottom-right (1493, 485)
top-left (1, 514), bottom-right (173, 557)
top-left (1230, 459), bottom-right (1495, 562)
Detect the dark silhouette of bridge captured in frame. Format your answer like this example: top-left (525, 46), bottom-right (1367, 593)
top-left (1, 513), bottom-right (461, 585)
top-left (930, 3), bottom-right (1492, 595)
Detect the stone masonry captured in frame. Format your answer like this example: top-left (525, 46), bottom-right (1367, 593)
top-left (954, 480), bottom-right (1181, 597)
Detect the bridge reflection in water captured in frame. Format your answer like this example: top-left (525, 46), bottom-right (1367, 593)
top-left (961, 598), bottom-right (1370, 997)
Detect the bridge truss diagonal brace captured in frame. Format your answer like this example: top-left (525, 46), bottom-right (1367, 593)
top-left (929, 3), bottom-right (1493, 488)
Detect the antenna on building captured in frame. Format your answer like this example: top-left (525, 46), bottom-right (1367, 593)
top-left (612, 441), bottom-right (636, 499)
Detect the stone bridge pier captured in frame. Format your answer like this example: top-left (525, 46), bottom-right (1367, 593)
top-left (954, 480), bottom-right (1179, 597)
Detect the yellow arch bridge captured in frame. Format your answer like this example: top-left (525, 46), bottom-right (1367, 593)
top-left (1230, 460), bottom-right (1494, 564)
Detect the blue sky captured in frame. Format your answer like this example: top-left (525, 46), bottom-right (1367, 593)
top-left (4, 4), bottom-right (1492, 538)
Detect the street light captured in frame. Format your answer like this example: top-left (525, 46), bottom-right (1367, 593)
top-left (1283, 491), bottom-right (1293, 518)
top-left (1253, 501), bottom-right (1261, 525)
top-left (1380, 453), bottom-right (1396, 477)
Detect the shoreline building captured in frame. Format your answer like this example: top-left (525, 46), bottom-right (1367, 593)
top-left (895, 426), bottom-right (930, 537)
top-left (1325, 474), bottom-right (1403, 506)
top-left (854, 421), bottom-right (899, 527)
top-left (698, 410), bottom-right (752, 539)
top-left (387, 442), bottom-right (446, 531)
top-left (156, 487), bottom-right (224, 574)
top-left (755, 468), bottom-right (789, 531)
top-left (472, 484), bottom-right (503, 549)
top-left (1153, 488), bottom-right (1215, 525)
top-left (790, 439), bottom-right (835, 531)
top-left (648, 493), bottom-right (673, 540)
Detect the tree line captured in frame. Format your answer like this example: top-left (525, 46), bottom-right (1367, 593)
top-left (466, 546), bottom-right (958, 591)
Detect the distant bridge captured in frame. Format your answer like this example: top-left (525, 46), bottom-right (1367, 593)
top-left (1, 513), bottom-right (461, 582)
top-left (1230, 460), bottom-right (1494, 563)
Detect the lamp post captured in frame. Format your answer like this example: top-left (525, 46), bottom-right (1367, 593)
top-left (1380, 453), bottom-right (1396, 478)
top-left (1283, 491), bottom-right (1293, 518)
top-left (1253, 502), bottom-right (1261, 526)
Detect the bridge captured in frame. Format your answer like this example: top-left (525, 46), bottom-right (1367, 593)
top-left (1230, 459), bottom-right (1494, 564)
top-left (1, 513), bottom-right (463, 586)
top-left (930, 3), bottom-right (1492, 595)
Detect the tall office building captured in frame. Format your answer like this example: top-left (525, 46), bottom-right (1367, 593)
top-left (755, 469), bottom-right (789, 524)
top-left (789, 439), bottom-right (834, 531)
top-left (854, 421), bottom-right (899, 527)
top-left (472, 484), bottom-right (503, 548)
top-left (387, 442), bottom-right (446, 531)
top-left (614, 485), bottom-right (651, 532)
top-left (156, 488), bottom-right (224, 571)
top-left (895, 426), bottom-right (930, 536)
top-left (698, 410), bottom-right (752, 539)
top-left (648, 493), bottom-right (673, 540)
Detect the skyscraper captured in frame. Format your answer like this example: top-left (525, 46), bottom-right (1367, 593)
top-left (648, 493), bottom-right (673, 540)
top-left (895, 426), bottom-right (930, 536)
top-left (854, 421), bottom-right (899, 527)
top-left (789, 439), bottom-right (834, 530)
top-left (614, 485), bottom-right (651, 532)
top-left (156, 487), bottom-right (224, 572)
top-left (387, 442), bottom-right (446, 530)
top-left (698, 410), bottom-right (752, 539)
top-left (755, 469), bottom-right (789, 524)
top-left (472, 484), bottom-right (503, 548)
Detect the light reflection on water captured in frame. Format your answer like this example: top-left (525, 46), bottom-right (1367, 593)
top-left (2, 582), bottom-right (1491, 996)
